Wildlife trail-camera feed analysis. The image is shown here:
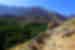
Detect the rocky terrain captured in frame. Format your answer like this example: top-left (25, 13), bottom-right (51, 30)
top-left (9, 17), bottom-right (75, 50)
top-left (29, 18), bottom-right (75, 50)
top-left (40, 18), bottom-right (75, 50)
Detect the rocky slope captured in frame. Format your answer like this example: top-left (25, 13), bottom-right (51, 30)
top-left (26, 17), bottom-right (75, 50)
top-left (6, 15), bottom-right (68, 50)
top-left (41, 18), bottom-right (75, 50)
top-left (5, 17), bottom-right (75, 50)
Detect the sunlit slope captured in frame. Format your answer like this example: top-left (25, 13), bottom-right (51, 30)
top-left (42, 18), bottom-right (75, 50)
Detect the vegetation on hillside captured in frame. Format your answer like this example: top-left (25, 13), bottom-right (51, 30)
top-left (0, 16), bottom-right (47, 50)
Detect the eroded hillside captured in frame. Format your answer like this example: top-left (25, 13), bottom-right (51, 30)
top-left (41, 18), bottom-right (75, 50)
top-left (6, 17), bottom-right (69, 50)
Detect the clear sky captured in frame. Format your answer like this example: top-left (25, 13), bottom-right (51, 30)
top-left (0, 0), bottom-right (75, 15)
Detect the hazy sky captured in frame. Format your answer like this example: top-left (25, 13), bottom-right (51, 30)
top-left (0, 0), bottom-right (75, 15)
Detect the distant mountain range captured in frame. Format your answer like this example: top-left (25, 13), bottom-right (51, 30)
top-left (0, 5), bottom-right (67, 22)
top-left (0, 5), bottom-right (48, 16)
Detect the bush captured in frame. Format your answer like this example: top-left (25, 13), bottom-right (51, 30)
top-left (0, 18), bottom-right (48, 49)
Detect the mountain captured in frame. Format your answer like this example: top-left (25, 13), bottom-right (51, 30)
top-left (0, 5), bottom-right (48, 16)
top-left (0, 5), bottom-right (67, 24)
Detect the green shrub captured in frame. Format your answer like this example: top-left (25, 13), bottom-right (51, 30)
top-left (0, 18), bottom-right (48, 48)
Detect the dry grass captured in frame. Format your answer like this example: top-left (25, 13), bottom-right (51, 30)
top-left (41, 18), bottom-right (75, 50)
